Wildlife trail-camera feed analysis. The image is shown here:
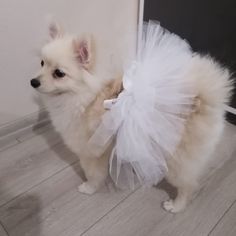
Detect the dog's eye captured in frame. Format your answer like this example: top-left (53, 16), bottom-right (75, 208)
top-left (53, 69), bottom-right (65, 78)
top-left (41, 60), bottom-right (44, 67)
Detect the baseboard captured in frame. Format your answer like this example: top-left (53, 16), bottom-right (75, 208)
top-left (0, 109), bottom-right (50, 142)
top-left (225, 105), bottom-right (236, 115)
top-left (1, 104), bottom-right (235, 144)
top-left (225, 105), bottom-right (236, 125)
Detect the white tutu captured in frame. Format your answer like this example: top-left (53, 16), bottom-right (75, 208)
top-left (87, 21), bottom-right (195, 188)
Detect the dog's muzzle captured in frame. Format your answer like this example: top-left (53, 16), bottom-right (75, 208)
top-left (30, 78), bottom-right (41, 88)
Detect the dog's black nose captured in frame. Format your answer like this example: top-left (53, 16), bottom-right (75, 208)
top-left (31, 79), bottom-right (41, 88)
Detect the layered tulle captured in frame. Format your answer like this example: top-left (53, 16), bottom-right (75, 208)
top-left (87, 21), bottom-right (195, 188)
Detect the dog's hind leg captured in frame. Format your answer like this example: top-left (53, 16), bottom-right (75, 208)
top-left (162, 179), bottom-right (198, 213)
top-left (163, 157), bottom-right (200, 213)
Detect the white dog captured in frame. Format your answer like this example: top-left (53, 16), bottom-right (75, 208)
top-left (31, 23), bottom-right (232, 213)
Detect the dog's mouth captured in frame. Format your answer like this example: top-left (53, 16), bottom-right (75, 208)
top-left (50, 91), bottom-right (65, 96)
top-left (39, 90), bottom-right (64, 96)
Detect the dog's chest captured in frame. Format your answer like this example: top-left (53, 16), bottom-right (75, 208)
top-left (52, 111), bottom-right (85, 153)
top-left (50, 103), bottom-right (101, 155)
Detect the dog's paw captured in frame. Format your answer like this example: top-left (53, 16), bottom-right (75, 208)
top-left (163, 200), bottom-right (175, 213)
top-left (78, 182), bottom-right (97, 195)
top-left (163, 199), bottom-right (185, 213)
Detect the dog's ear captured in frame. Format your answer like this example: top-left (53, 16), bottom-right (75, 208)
top-left (49, 22), bottom-right (64, 39)
top-left (73, 36), bottom-right (94, 70)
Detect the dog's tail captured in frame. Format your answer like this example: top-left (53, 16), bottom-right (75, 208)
top-left (190, 54), bottom-right (233, 113)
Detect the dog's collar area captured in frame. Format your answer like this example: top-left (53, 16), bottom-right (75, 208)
top-left (103, 98), bottom-right (117, 110)
top-left (103, 80), bottom-right (124, 110)
top-left (104, 62), bottom-right (137, 110)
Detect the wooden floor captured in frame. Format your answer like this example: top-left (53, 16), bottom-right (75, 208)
top-left (0, 122), bottom-right (235, 236)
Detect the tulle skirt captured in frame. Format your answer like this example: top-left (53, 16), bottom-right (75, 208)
top-left (87, 21), bottom-right (195, 188)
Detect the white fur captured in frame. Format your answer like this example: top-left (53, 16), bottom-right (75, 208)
top-left (31, 24), bottom-right (232, 210)
top-left (164, 55), bottom-right (232, 212)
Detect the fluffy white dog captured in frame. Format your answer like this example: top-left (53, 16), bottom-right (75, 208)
top-left (31, 23), bottom-right (232, 213)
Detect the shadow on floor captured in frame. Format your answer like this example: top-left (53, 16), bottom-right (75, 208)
top-left (0, 183), bottom-right (42, 236)
top-left (32, 96), bottom-right (86, 181)
top-left (156, 179), bottom-right (177, 200)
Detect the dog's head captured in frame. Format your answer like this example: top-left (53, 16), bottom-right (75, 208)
top-left (31, 23), bottom-right (97, 96)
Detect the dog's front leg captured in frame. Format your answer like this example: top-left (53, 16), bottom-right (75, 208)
top-left (78, 155), bottom-right (109, 194)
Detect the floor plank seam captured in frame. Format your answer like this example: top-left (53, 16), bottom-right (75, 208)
top-left (15, 124), bottom-right (53, 144)
top-left (79, 187), bottom-right (140, 236)
top-left (0, 139), bottom-right (21, 153)
top-left (0, 123), bottom-right (54, 152)
top-left (0, 220), bottom-right (9, 236)
top-left (207, 199), bottom-right (236, 236)
top-left (0, 159), bottom-right (80, 209)
top-left (15, 137), bottom-right (23, 143)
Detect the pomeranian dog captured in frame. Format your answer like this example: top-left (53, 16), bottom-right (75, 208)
top-left (30, 23), bottom-right (232, 213)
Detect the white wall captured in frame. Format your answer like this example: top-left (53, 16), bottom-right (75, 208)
top-left (0, 0), bottom-right (138, 127)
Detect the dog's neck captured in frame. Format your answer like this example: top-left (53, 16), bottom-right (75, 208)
top-left (42, 74), bottom-right (122, 147)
